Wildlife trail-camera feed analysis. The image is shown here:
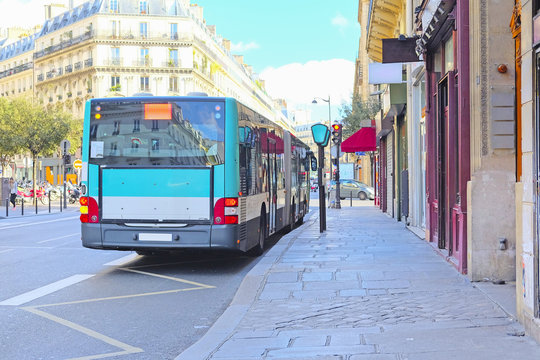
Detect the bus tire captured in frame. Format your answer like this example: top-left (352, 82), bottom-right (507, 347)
top-left (288, 201), bottom-right (296, 232)
top-left (249, 212), bottom-right (266, 257)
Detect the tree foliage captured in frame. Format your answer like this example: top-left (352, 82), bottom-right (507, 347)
top-left (0, 98), bottom-right (23, 175)
top-left (8, 98), bottom-right (73, 200)
top-left (339, 95), bottom-right (381, 139)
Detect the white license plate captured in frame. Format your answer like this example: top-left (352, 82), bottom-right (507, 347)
top-left (138, 233), bottom-right (172, 242)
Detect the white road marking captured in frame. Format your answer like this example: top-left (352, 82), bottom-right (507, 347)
top-left (0, 216), bottom-right (79, 230)
top-left (0, 274), bottom-right (94, 306)
top-left (0, 249), bottom-right (13, 254)
top-left (103, 253), bottom-right (139, 266)
top-left (37, 232), bottom-right (79, 244)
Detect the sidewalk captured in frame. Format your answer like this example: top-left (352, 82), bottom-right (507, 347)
top-left (0, 201), bottom-right (79, 219)
top-left (177, 205), bottom-right (540, 360)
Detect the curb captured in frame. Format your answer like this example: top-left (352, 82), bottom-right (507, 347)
top-left (175, 213), bottom-right (317, 360)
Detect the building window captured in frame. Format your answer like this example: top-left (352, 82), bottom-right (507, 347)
top-left (110, 0), bottom-right (118, 13)
top-left (111, 47), bottom-right (120, 65)
top-left (444, 36), bottom-right (454, 72)
top-left (111, 76), bottom-right (120, 91)
top-left (170, 23), bottom-right (178, 39)
top-left (140, 22), bottom-right (148, 39)
top-left (168, 49), bottom-right (178, 67)
top-left (140, 48), bottom-right (149, 66)
top-left (111, 20), bottom-right (117, 38)
top-left (169, 77), bottom-right (178, 92)
top-left (139, 0), bottom-right (148, 14)
top-left (140, 76), bottom-right (149, 91)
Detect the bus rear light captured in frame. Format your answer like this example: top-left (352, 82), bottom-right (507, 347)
top-left (80, 196), bottom-right (99, 223)
top-left (225, 215), bottom-right (238, 224)
top-left (214, 197), bottom-right (239, 225)
top-left (224, 198), bottom-right (238, 207)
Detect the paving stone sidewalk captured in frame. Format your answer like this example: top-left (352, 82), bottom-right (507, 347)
top-left (177, 206), bottom-right (540, 360)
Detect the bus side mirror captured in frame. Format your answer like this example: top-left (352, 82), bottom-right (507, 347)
top-left (310, 156), bottom-right (317, 171)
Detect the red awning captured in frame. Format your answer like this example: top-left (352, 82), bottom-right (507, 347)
top-left (340, 127), bottom-right (376, 153)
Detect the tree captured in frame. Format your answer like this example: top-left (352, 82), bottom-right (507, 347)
top-left (14, 99), bottom-right (72, 202)
top-left (339, 96), bottom-right (381, 139)
top-left (0, 98), bottom-right (22, 177)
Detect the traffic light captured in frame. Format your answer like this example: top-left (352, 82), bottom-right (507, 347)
top-left (331, 124), bottom-right (342, 144)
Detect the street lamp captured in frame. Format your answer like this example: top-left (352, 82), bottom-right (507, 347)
top-left (311, 123), bottom-right (330, 233)
top-left (312, 96), bottom-right (331, 184)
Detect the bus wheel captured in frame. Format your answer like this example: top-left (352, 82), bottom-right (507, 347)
top-left (249, 213), bottom-right (266, 256)
top-left (288, 201), bottom-right (296, 232)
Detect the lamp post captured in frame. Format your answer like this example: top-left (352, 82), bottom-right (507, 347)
top-left (312, 96), bottom-right (331, 184)
top-left (311, 123), bottom-right (330, 233)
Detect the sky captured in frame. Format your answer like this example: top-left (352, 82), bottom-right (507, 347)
top-left (0, 0), bottom-right (361, 124)
top-left (195, 0), bottom-right (360, 123)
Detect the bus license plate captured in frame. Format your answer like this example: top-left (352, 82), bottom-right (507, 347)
top-left (138, 233), bottom-right (172, 242)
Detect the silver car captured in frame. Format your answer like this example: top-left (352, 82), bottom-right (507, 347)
top-left (331, 179), bottom-right (375, 200)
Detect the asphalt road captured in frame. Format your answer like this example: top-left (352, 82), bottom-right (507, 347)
top-left (0, 211), bottom-right (278, 360)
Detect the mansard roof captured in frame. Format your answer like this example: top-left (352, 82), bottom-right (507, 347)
top-left (0, 34), bottom-right (38, 61)
top-left (0, 0), bottom-right (189, 62)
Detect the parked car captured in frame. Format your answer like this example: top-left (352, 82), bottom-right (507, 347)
top-left (330, 179), bottom-right (375, 200)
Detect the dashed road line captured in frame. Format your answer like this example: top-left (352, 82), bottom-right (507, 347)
top-left (0, 249), bottom-right (14, 254)
top-left (0, 274), bottom-right (94, 306)
top-left (0, 215), bottom-right (79, 230)
top-left (37, 232), bottom-right (79, 244)
top-left (103, 253), bottom-right (138, 266)
top-left (22, 306), bottom-right (143, 360)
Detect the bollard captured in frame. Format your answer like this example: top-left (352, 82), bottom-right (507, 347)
top-left (60, 193), bottom-right (62, 212)
top-left (21, 198), bottom-right (24, 216)
top-left (5, 198), bottom-right (8, 217)
top-left (48, 191), bottom-right (51, 213)
top-left (350, 191), bottom-right (353, 207)
top-left (35, 197), bottom-right (38, 214)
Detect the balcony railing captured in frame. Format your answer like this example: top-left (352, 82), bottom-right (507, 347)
top-left (95, 30), bottom-right (193, 42)
top-left (105, 57), bottom-right (122, 66)
top-left (46, 71), bottom-right (54, 79)
top-left (34, 31), bottom-right (93, 59)
top-left (74, 61), bottom-right (82, 70)
top-left (0, 62), bottom-right (33, 79)
top-left (164, 60), bottom-right (179, 67)
top-left (84, 58), bottom-right (93, 67)
top-left (134, 58), bottom-right (153, 67)
top-left (65, 64), bottom-right (73, 73)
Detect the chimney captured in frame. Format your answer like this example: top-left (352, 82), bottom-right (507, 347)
top-left (222, 39), bottom-right (231, 51)
top-left (245, 65), bottom-right (253, 76)
top-left (233, 55), bottom-right (244, 65)
top-left (190, 4), bottom-right (204, 21)
top-left (207, 25), bottom-right (216, 36)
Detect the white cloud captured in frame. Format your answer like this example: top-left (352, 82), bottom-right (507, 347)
top-left (331, 13), bottom-right (349, 29)
top-left (230, 41), bottom-right (260, 52)
top-left (260, 59), bottom-right (354, 109)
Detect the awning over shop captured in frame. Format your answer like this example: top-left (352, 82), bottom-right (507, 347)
top-left (341, 127), bottom-right (376, 153)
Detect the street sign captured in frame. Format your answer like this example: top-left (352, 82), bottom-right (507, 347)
top-left (355, 152), bottom-right (366, 156)
top-left (73, 159), bottom-right (82, 169)
top-left (60, 139), bottom-right (71, 155)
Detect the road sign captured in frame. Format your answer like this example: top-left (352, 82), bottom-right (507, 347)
top-left (73, 159), bottom-right (82, 169)
top-left (60, 139), bottom-right (71, 155)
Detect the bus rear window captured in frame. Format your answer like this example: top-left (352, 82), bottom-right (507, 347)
top-left (89, 100), bottom-right (225, 166)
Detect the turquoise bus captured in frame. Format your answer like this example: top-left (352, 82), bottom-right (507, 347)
top-left (79, 96), bottom-right (312, 255)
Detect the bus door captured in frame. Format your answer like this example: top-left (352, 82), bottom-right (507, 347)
top-left (267, 135), bottom-right (277, 234)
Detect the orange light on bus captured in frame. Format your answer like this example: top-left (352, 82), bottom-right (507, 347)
top-left (144, 103), bottom-right (172, 120)
top-left (224, 198), bottom-right (238, 207)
